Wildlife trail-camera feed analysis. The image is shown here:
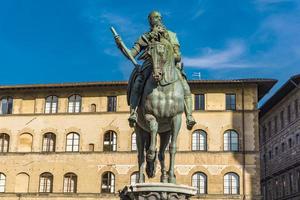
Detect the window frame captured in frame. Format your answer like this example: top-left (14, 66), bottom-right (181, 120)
top-left (107, 96), bottom-right (117, 112)
top-left (225, 94), bottom-right (236, 110)
top-left (66, 133), bottom-right (80, 152)
top-left (68, 94), bottom-right (82, 113)
top-left (0, 173), bottom-right (6, 193)
top-left (0, 133), bottom-right (9, 153)
top-left (101, 172), bottom-right (115, 193)
top-left (45, 95), bottom-right (58, 114)
top-left (224, 130), bottom-right (239, 151)
top-left (194, 94), bottom-right (205, 111)
top-left (42, 133), bottom-right (56, 152)
top-left (63, 173), bottom-right (77, 193)
top-left (0, 96), bottom-right (13, 115)
top-left (131, 132), bottom-right (137, 151)
top-left (39, 172), bottom-right (53, 193)
top-left (130, 172), bottom-right (141, 185)
top-left (192, 172), bottom-right (207, 195)
top-left (192, 130), bottom-right (207, 151)
top-left (224, 172), bottom-right (239, 195)
top-left (103, 131), bottom-right (117, 152)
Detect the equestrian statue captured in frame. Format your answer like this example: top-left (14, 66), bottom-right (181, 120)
top-left (111, 11), bottom-right (196, 184)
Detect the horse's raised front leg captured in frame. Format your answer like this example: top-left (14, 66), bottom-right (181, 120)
top-left (158, 132), bottom-right (171, 183)
top-left (144, 114), bottom-right (158, 162)
top-left (168, 114), bottom-right (182, 184)
top-left (135, 125), bottom-right (147, 183)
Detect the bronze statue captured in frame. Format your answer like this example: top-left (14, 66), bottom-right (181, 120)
top-left (112, 11), bottom-right (196, 184)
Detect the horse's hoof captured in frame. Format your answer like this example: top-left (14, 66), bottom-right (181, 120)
top-left (136, 173), bottom-right (145, 183)
top-left (160, 175), bottom-right (168, 183)
top-left (168, 176), bottom-right (176, 184)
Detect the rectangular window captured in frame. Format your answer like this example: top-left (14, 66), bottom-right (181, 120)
top-left (194, 94), bottom-right (205, 110)
top-left (289, 173), bottom-right (293, 194)
top-left (282, 176), bottom-right (286, 196)
top-left (274, 116), bottom-right (278, 134)
top-left (226, 94), bottom-right (236, 110)
top-left (275, 146), bottom-right (278, 156)
top-left (268, 121), bottom-right (272, 137)
top-left (275, 179), bottom-right (279, 198)
top-left (0, 97), bottom-right (13, 115)
top-left (295, 99), bottom-right (299, 118)
top-left (287, 104), bottom-right (291, 123)
top-left (282, 143), bottom-right (285, 152)
top-left (289, 138), bottom-right (293, 148)
top-left (107, 96), bottom-right (117, 112)
top-left (262, 125), bottom-right (267, 142)
top-left (280, 110), bottom-right (284, 129)
top-left (297, 170), bottom-right (300, 192)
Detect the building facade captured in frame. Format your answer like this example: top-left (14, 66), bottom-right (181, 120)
top-left (0, 79), bottom-right (275, 200)
top-left (260, 74), bottom-right (300, 200)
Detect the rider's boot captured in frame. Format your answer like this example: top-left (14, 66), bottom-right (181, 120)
top-left (128, 107), bottom-right (137, 128)
top-left (184, 94), bottom-right (196, 130)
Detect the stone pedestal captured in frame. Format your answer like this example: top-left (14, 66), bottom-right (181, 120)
top-left (119, 183), bottom-right (197, 200)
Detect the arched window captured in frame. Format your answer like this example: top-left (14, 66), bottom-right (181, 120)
top-left (0, 173), bottom-right (6, 193)
top-left (18, 133), bottom-right (33, 152)
top-left (192, 172), bottom-right (207, 194)
top-left (131, 132), bottom-right (137, 151)
top-left (103, 131), bottom-right (117, 151)
top-left (45, 96), bottom-right (58, 114)
top-left (39, 172), bottom-right (53, 193)
top-left (68, 94), bottom-right (81, 113)
top-left (224, 130), bottom-right (239, 151)
top-left (42, 133), bottom-right (56, 152)
top-left (130, 172), bottom-right (139, 185)
top-left (91, 104), bottom-right (96, 112)
top-left (63, 173), bottom-right (77, 193)
top-left (192, 130), bottom-right (207, 151)
top-left (101, 172), bottom-right (115, 193)
top-left (0, 133), bottom-right (9, 152)
top-left (224, 173), bottom-right (239, 194)
top-left (15, 173), bottom-right (29, 193)
top-left (66, 133), bottom-right (80, 152)
top-left (0, 96), bottom-right (13, 114)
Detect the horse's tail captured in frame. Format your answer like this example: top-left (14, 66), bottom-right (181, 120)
top-left (145, 150), bottom-right (157, 178)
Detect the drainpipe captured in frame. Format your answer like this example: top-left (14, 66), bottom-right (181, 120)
top-left (242, 84), bottom-right (246, 200)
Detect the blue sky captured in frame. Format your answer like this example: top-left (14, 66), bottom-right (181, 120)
top-left (0, 0), bottom-right (299, 102)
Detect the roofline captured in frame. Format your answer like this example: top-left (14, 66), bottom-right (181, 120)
top-left (260, 74), bottom-right (300, 118)
top-left (0, 78), bottom-right (277, 100)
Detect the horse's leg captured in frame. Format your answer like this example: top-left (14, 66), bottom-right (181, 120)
top-left (135, 125), bottom-right (147, 183)
top-left (144, 114), bottom-right (158, 161)
top-left (168, 114), bottom-right (182, 184)
top-left (158, 132), bottom-right (171, 183)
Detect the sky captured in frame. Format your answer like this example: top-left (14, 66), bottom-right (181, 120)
top-left (0, 0), bottom-right (299, 103)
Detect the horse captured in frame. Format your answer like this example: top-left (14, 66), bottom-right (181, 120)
top-left (134, 37), bottom-right (185, 184)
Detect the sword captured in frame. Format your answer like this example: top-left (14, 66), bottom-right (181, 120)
top-left (110, 26), bottom-right (139, 68)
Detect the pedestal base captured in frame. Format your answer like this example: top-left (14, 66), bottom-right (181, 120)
top-left (119, 183), bottom-right (197, 200)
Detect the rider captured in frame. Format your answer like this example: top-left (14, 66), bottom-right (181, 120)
top-left (115, 11), bottom-right (196, 130)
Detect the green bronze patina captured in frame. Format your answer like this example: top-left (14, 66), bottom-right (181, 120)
top-left (112, 11), bottom-right (196, 184)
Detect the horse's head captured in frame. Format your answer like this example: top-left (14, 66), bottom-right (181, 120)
top-left (148, 42), bottom-right (166, 82)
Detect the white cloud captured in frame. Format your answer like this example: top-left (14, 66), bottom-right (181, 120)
top-left (183, 41), bottom-right (253, 69)
top-left (191, 9), bottom-right (205, 20)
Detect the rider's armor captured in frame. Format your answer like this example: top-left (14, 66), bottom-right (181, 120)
top-left (128, 25), bottom-right (196, 130)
